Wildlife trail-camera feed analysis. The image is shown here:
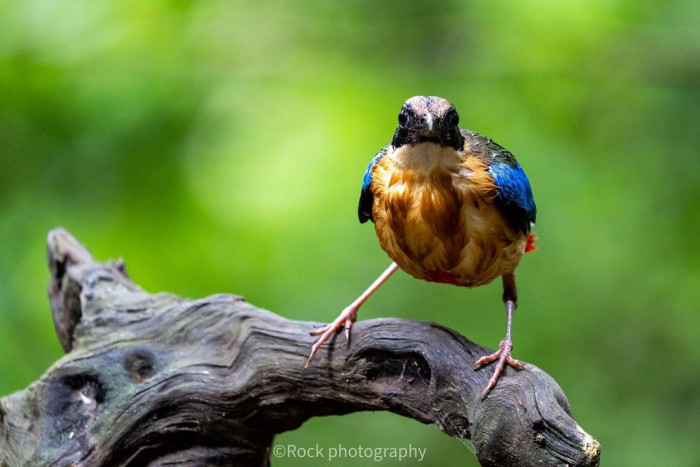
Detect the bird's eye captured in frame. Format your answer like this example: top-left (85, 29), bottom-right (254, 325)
top-left (398, 110), bottom-right (409, 128)
top-left (447, 109), bottom-right (460, 127)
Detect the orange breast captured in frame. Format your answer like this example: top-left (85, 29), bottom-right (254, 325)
top-left (371, 150), bottom-right (526, 288)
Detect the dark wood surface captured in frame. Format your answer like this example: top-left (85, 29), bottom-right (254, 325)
top-left (0, 228), bottom-right (600, 466)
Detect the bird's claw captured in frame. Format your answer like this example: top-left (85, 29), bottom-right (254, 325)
top-left (473, 338), bottom-right (523, 400)
top-left (305, 306), bottom-right (358, 368)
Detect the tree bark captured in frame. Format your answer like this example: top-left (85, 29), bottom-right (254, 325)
top-left (0, 228), bottom-right (600, 466)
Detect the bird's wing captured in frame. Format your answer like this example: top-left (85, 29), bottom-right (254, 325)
top-left (358, 146), bottom-right (389, 223)
top-left (488, 157), bottom-right (537, 233)
top-left (463, 130), bottom-right (536, 233)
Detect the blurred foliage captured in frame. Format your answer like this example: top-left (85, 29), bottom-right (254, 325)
top-left (1, 0), bottom-right (699, 465)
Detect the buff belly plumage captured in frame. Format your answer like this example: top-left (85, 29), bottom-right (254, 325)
top-left (370, 143), bottom-right (526, 288)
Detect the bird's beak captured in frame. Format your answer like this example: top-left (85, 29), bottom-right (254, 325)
top-left (420, 113), bottom-right (437, 136)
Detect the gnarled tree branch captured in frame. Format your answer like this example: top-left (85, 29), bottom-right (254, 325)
top-left (0, 228), bottom-right (600, 466)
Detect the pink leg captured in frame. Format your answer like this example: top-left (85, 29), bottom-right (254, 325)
top-left (473, 274), bottom-right (524, 400)
top-left (305, 262), bottom-right (399, 367)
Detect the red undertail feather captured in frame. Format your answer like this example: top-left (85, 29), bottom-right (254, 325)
top-left (525, 233), bottom-right (538, 253)
top-left (424, 269), bottom-right (461, 285)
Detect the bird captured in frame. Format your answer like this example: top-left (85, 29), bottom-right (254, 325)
top-left (306, 96), bottom-right (537, 400)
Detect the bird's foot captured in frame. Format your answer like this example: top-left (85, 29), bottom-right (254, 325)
top-left (473, 337), bottom-right (524, 400)
top-left (305, 305), bottom-right (358, 368)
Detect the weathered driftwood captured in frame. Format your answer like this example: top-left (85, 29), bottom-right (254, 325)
top-left (0, 228), bottom-right (600, 466)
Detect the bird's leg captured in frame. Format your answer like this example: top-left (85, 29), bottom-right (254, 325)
top-left (473, 273), bottom-right (524, 400)
top-left (305, 262), bottom-right (399, 367)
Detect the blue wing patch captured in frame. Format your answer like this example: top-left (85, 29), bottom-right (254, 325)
top-left (358, 147), bottom-right (388, 223)
top-left (488, 158), bottom-right (537, 233)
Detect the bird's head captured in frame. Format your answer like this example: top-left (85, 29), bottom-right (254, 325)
top-left (391, 96), bottom-right (464, 151)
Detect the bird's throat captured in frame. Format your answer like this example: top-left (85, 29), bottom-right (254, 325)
top-left (393, 142), bottom-right (463, 174)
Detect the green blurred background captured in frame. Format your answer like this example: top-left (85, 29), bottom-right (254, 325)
top-left (1, 0), bottom-right (698, 465)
